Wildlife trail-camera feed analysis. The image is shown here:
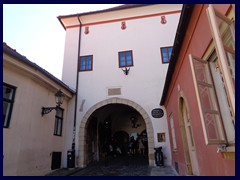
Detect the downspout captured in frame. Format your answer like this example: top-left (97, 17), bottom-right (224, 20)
top-left (71, 14), bottom-right (82, 167)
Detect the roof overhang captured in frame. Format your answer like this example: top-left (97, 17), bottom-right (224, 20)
top-left (3, 43), bottom-right (75, 98)
top-left (57, 4), bottom-right (155, 30)
top-left (160, 4), bottom-right (194, 106)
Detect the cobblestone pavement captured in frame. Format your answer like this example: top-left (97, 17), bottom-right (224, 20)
top-left (46, 155), bottom-right (178, 176)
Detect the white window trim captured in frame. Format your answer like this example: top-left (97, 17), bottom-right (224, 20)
top-left (169, 113), bottom-right (177, 151)
top-left (206, 4), bottom-right (235, 118)
top-left (189, 54), bottom-right (226, 145)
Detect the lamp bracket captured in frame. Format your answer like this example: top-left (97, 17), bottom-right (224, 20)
top-left (42, 106), bottom-right (57, 116)
top-left (122, 67), bottom-right (130, 75)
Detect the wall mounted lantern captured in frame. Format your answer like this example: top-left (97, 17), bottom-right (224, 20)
top-left (130, 115), bottom-right (141, 128)
top-left (122, 67), bottom-right (130, 75)
top-left (41, 89), bottom-right (65, 116)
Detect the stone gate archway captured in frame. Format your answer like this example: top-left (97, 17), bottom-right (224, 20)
top-left (78, 97), bottom-right (155, 167)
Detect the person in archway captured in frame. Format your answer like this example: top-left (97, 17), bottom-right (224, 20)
top-left (128, 136), bottom-right (135, 155)
top-left (103, 142), bottom-right (109, 166)
top-left (139, 139), bottom-right (145, 155)
top-left (115, 146), bottom-right (122, 156)
top-left (134, 138), bottom-right (139, 155)
top-left (108, 142), bottom-right (114, 157)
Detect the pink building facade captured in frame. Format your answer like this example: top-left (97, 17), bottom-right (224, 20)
top-left (160, 4), bottom-right (235, 176)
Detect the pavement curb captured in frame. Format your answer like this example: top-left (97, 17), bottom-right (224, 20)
top-left (45, 167), bottom-right (81, 176)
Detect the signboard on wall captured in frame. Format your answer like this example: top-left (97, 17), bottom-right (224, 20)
top-left (151, 108), bottom-right (164, 118)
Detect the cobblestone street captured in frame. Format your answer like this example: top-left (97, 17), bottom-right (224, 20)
top-left (46, 155), bottom-right (178, 176)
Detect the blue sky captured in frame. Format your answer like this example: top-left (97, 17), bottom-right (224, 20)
top-left (3, 4), bottom-right (122, 79)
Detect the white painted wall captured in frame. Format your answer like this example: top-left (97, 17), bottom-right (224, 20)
top-left (3, 58), bottom-right (74, 175)
top-left (62, 27), bottom-right (80, 90)
top-left (62, 5), bottom-right (182, 166)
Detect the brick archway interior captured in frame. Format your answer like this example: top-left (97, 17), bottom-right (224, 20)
top-left (78, 97), bottom-right (155, 167)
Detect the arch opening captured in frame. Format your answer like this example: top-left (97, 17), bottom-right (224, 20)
top-left (78, 98), bottom-right (154, 167)
top-left (178, 94), bottom-right (199, 175)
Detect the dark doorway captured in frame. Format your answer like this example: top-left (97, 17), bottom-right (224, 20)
top-left (85, 104), bottom-right (148, 166)
top-left (139, 129), bottom-right (148, 155)
top-left (113, 131), bottom-right (129, 155)
top-left (86, 117), bottom-right (98, 165)
top-left (51, 152), bottom-right (61, 170)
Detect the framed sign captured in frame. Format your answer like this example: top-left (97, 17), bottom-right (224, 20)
top-left (157, 133), bottom-right (166, 142)
top-left (151, 108), bottom-right (164, 118)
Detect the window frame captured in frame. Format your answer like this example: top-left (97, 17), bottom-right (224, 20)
top-left (54, 107), bottom-right (64, 136)
top-left (3, 83), bottom-right (16, 128)
top-left (206, 4), bottom-right (235, 118)
top-left (79, 55), bottom-right (93, 72)
top-left (189, 54), bottom-right (227, 144)
top-left (118, 50), bottom-right (134, 68)
top-left (207, 50), bottom-right (235, 144)
top-left (160, 46), bottom-right (173, 64)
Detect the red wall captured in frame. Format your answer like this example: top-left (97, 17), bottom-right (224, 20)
top-left (164, 4), bottom-right (234, 176)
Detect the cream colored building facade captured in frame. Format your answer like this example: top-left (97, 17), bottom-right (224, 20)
top-left (3, 43), bottom-right (75, 176)
top-left (59, 4), bottom-right (182, 167)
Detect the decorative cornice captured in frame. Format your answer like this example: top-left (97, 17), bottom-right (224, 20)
top-left (59, 6), bottom-right (181, 30)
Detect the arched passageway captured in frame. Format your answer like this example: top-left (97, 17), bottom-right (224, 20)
top-left (78, 98), bottom-right (155, 167)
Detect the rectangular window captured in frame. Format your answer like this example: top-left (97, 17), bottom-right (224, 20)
top-left (118, 50), bottom-right (133, 68)
top-left (160, 46), bottom-right (173, 63)
top-left (79, 55), bottom-right (93, 71)
top-left (54, 107), bottom-right (63, 136)
top-left (3, 83), bottom-right (16, 128)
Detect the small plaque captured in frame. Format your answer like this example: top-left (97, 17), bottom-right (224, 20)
top-left (151, 108), bottom-right (164, 118)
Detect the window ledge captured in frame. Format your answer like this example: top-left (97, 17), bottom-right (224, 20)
top-left (226, 145), bottom-right (235, 152)
top-left (221, 146), bottom-right (235, 160)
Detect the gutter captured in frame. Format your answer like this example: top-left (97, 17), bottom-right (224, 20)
top-left (160, 4), bottom-right (194, 106)
top-left (71, 14), bottom-right (82, 167)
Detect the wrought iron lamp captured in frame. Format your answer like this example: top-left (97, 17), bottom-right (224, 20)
top-left (41, 89), bottom-right (64, 116)
top-left (130, 115), bottom-right (141, 128)
top-left (122, 67), bottom-right (130, 75)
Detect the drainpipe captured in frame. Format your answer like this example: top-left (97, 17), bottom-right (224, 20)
top-left (71, 14), bottom-right (82, 167)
